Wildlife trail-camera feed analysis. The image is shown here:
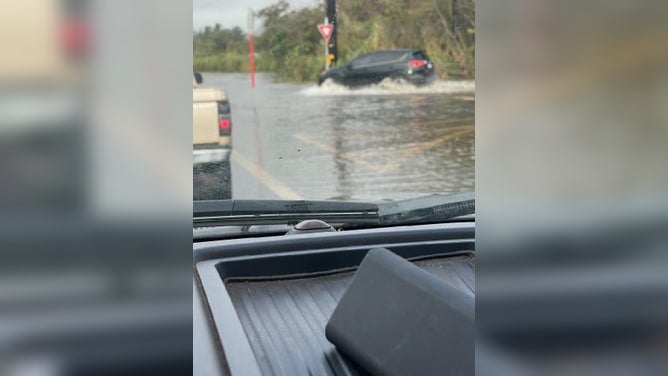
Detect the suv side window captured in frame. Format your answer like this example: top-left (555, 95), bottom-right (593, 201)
top-left (368, 51), bottom-right (409, 65)
top-left (349, 54), bottom-right (374, 69)
top-left (412, 51), bottom-right (429, 60)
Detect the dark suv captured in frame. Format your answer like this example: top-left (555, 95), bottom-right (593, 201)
top-left (318, 49), bottom-right (435, 87)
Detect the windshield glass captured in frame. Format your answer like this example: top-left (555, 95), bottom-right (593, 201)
top-left (193, 0), bottom-right (474, 211)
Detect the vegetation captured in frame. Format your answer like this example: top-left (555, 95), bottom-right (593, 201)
top-left (193, 25), bottom-right (253, 72)
top-left (193, 0), bottom-right (474, 82)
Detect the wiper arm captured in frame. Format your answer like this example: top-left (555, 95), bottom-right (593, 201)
top-left (193, 200), bottom-right (379, 227)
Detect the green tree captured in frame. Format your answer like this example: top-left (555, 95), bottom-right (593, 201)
top-left (255, 1), bottom-right (324, 81)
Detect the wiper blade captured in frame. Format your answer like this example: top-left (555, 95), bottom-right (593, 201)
top-left (193, 200), bottom-right (379, 227)
top-left (375, 192), bottom-right (475, 226)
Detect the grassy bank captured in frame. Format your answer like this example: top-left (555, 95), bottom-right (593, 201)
top-left (194, 53), bottom-right (252, 73)
top-left (193, 0), bottom-right (474, 83)
top-left (193, 53), bottom-right (322, 83)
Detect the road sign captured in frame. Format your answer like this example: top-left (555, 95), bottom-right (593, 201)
top-left (317, 24), bottom-right (334, 42)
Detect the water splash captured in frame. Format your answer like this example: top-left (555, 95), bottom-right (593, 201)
top-left (300, 78), bottom-right (475, 96)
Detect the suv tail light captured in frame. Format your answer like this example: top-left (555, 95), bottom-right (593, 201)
top-left (407, 60), bottom-right (428, 68)
top-left (218, 101), bottom-right (231, 136)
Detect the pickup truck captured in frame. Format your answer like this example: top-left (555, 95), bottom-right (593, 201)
top-left (193, 72), bottom-right (232, 199)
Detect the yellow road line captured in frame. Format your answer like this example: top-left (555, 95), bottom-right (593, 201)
top-left (377, 126), bottom-right (474, 173)
top-left (295, 125), bottom-right (474, 175)
top-left (231, 151), bottom-right (303, 200)
top-left (293, 133), bottom-right (387, 173)
top-left (407, 126), bottom-right (474, 155)
top-left (340, 124), bottom-right (473, 162)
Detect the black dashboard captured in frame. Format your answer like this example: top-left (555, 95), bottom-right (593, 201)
top-left (193, 221), bottom-right (475, 376)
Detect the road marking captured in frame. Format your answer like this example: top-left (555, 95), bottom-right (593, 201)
top-left (406, 126), bottom-right (474, 155)
top-left (295, 125), bottom-right (474, 174)
top-left (231, 151), bottom-right (303, 200)
top-left (378, 126), bottom-right (474, 173)
top-left (293, 133), bottom-right (387, 173)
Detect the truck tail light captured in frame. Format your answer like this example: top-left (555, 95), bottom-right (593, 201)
top-left (219, 119), bottom-right (231, 130)
top-left (218, 118), bottom-right (231, 136)
top-left (218, 101), bottom-right (231, 136)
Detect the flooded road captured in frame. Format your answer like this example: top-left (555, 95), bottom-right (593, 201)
top-left (197, 72), bottom-right (474, 201)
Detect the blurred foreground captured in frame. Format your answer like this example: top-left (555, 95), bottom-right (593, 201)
top-left (0, 1), bottom-right (192, 375)
top-left (477, 1), bottom-right (668, 375)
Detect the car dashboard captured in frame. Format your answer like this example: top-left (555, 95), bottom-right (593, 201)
top-left (193, 221), bottom-right (475, 376)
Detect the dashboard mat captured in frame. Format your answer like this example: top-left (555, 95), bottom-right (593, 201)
top-left (225, 254), bottom-right (474, 376)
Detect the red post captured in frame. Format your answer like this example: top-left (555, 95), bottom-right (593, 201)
top-left (249, 33), bottom-right (256, 88)
top-left (248, 8), bottom-right (256, 88)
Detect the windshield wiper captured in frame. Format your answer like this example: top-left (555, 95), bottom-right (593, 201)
top-left (193, 193), bottom-right (474, 228)
top-left (193, 200), bottom-right (379, 227)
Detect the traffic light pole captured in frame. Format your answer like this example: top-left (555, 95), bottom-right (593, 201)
top-left (327, 0), bottom-right (337, 65)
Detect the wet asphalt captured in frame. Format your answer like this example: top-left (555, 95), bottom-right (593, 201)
top-left (195, 72), bottom-right (474, 202)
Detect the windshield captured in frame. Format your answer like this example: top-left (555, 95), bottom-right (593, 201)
top-left (193, 0), bottom-right (474, 214)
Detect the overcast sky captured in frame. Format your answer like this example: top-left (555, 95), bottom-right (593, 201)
top-left (193, 0), bottom-right (320, 31)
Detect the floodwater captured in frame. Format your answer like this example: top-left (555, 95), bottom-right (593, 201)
top-left (194, 72), bottom-right (474, 201)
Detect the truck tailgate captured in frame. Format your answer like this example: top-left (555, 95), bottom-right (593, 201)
top-left (193, 101), bottom-right (220, 144)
